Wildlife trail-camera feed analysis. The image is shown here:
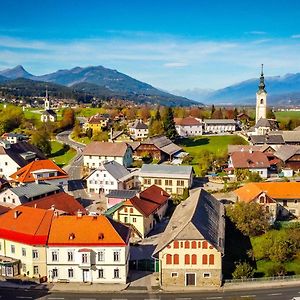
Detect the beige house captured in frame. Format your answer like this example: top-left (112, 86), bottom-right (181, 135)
top-left (153, 189), bottom-right (225, 288)
top-left (106, 185), bottom-right (170, 238)
top-left (139, 164), bottom-right (193, 195)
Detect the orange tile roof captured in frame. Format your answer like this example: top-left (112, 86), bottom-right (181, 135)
top-left (48, 215), bottom-right (130, 246)
top-left (234, 182), bottom-right (300, 203)
top-left (10, 159), bottom-right (68, 183)
top-left (0, 206), bottom-right (54, 245)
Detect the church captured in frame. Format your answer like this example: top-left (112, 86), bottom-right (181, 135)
top-left (250, 65), bottom-right (278, 135)
top-left (41, 89), bottom-right (57, 122)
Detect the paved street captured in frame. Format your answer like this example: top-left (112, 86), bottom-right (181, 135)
top-left (0, 284), bottom-right (300, 299)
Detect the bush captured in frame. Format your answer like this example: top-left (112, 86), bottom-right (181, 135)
top-left (232, 261), bottom-right (254, 279)
top-left (266, 263), bottom-right (287, 277)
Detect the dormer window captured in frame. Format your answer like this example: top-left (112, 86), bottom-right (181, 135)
top-left (98, 233), bottom-right (104, 240)
top-left (69, 233), bottom-right (75, 240)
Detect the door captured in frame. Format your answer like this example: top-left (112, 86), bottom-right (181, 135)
top-left (83, 269), bottom-right (90, 282)
top-left (185, 273), bottom-right (196, 286)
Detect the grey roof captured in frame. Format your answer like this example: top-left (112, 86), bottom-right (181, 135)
top-left (154, 189), bottom-right (225, 256)
top-left (228, 145), bottom-right (261, 154)
top-left (10, 183), bottom-right (60, 203)
top-left (250, 134), bottom-right (285, 145)
top-left (103, 161), bottom-right (130, 180)
top-left (105, 189), bottom-right (138, 199)
top-left (204, 119), bottom-right (236, 125)
top-left (140, 164), bottom-right (193, 179)
top-left (281, 131), bottom-right (300, 143)
top-left (131, 120), bottom-right (148, 130)
top-left (160, 143), bottom-right (182, 156)
top-left (274, 145), bottom-right (300, 162)
top-left (43, 109), bottom-right (57, 116)
top-left (254, 118), bottom-right (278, 130)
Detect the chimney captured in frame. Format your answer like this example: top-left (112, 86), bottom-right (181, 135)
top-left (77, 210), bottom-right (83, 218)
top-left (51, 204), bottom-right (55, 210)
top-left (14, 210), bottom-right (19, 219)
top-left (34, 203), bottom-right (37, 208)
top-left (160, 190), bottom-right (164, 196)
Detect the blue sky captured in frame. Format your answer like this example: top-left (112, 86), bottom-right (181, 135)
top-left (1, 0), bottom-right (300, 90)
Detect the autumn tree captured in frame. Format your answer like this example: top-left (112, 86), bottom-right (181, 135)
top-left (59, 108), bottom-right (75, 130)
top-left (31, 128), bottom-right (52, 156)
top-left (226, 202), bottom-right (270, 237)
top-left (232, 261), bottom-right (254, 279)
top-left (212, 108), bottom-right (223, 119)
top-left (0, 105), bottom-right (24, 135)
top-left (138, 106), bottom-right (151, 121)
top-left (210, 104), bottom-right (215, 117)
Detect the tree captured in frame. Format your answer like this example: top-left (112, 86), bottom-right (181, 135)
top-left (211, 104), bottom-right (215, 117)
top-left (266, 263), bottom-right (287, 277)
top-left (163, 107), bottom-right (178, 141)
top-left (212, 108), bottom-right (223, 119)
top-left (86, 127), bottom-right (93, 139)
top-left (232, 261), bottom-right (254, 279)
top-left (31, 129), bottom-right (52, 156)
top-left (226, 202), bottom-right (270, 237)
top-left (0, 105), bottom-right (24, 135)
top-left (149, 118), bottom-right (164, 136)
top-left (92, 131), bottom-right (109, 142)
top-left (59, 108), bottom-right (75, 130)
top-left (155, 108), bottom-right (161, 121)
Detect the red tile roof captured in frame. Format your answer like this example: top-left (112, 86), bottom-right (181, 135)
top-left (175, 116), bottom-right (201, 126)
top-left (10, 159), bottom-right (68, 183)
top-left (22, 192), bottom-right (86, 215)
top-left (0, 206), bottom-right (54, 245)
top-left (230, 151), bottom-right (270, 169)
top-left (83, 142), bottom-right (129, 157)
top-left (48, 215), bottom-right (130, 246)
top-left (0, 205), bottom-right (11, 215)
top-left (125, 185), bottom-right (170, 217)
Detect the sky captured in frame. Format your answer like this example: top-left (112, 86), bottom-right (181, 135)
top-left (1, 0), bottom-right (300, 91)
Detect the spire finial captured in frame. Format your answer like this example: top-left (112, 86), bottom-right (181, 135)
top-left (261, 63), bottom-right (264, 76)
top-left (45, 85), bottom-right (48, 99)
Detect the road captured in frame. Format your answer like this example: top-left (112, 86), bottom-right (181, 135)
top-left (0, 284), bottom-right (300, 299)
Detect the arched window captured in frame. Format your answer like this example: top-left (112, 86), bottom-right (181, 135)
top-left (184, 254), bottom-right (190, 264)
top-left (124, 207), bottom-right (128, 213)
top-left (202, 241), bottom-right (208, 249)
top-left (191, 241), bottom-right (197, 249)
top-left (173, 241), bottom-right (179, 249)
top-left (130, 208), bottom-right (133, 213)
top-left (184, 241), bottom-right (190, 249)
top-left (260, 99), bottom-right (264, 104)
top-left (191, 254), bottom-right (197, 265)
top-left (209, 254), bottom-right (214, 265)
top-left (166, 254), bottom-right (172, 265)
top-left (173, 254), bottom-right (179, 264)
top-left (202, 254), bottom-right (208, 265)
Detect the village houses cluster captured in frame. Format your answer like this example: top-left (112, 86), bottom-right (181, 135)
top-left (0, 67), bottom-right (299, 288)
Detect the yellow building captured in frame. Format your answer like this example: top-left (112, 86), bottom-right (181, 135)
top-left (106, 185), bottom-right (169, 238)
top-left (0, 206), bottom-right (53, 279)
top-left (153, 189), bottom-right (225, 288)
top-left (83, 113), bottom-right (111, 134)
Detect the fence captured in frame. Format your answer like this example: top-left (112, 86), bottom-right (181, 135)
top-left (224, 274), bottom-right (300, 284)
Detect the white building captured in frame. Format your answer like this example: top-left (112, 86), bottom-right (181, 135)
top-left (129, 120), bottom-right (148, 140)
top-left (256, 64), bottom-right (267, 124)
top-left (83, 142), bottom-right (133, 169)
top-left (86, 161), bottom-right (138, 194)
top-left (204, 119), bottom-right (236, 134)
top-left (175, 117), bottom-right (203, 137)
top-left (41, 89), bottom-right (57, 123)
top-left (47, 214), bottom-right (131, 283)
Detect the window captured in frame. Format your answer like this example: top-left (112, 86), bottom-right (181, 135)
top-left (260, 99), bottom-right (264, 104)
top-left (283, 200), bottom-right (288, 207)
top-left (82, 253), bottom-right (88, 263)
top-left (33, 266), bottom-right (39, 275)
top-left (98, 251), bottom-right (104, 262)
top-left (32, 250), bottom-right (38, 259)
top-left (68, 251), bottom-right (74, 262)
top-left (192, 254), bottom-right (197, 265)
top-left (113, 251), bottom-right (120, 262)
top-left (68, 269), bottom-right (74, 278)
top-left (203, 272), bottom-right (211, 278)
top-left (209, 254), bottom-right (214, 265)
top-left (22, 248), bottom-right (26, 256)
top-left (144, 178), bottom-right (151, 185)
top-left (184, 254), bottom-right (190, 264)
top-left (165, 180), bottom-right (172, 186)
top-left (52, 268), bottom-right (58, 278)
top-left (98, 268), bottom-right (104, 278)
top-left (133, 217), bottom-right (137, 223)
top-left (124, 207), bottom-right (128, 213)
top-left (52, 251), bottom-right (58, 262)
top-left (184, 241), bottom-right (190, 249)
top-left (202, 241), bottom-right (208, 249)
top-left (173, 254), bottom-right (179, 264)
top-left (124, 216), bottom-right (128, 223)
top-left (191, 241), bottom-right (197, 249)
top-left (202, 254), bottom-right (208, 265)
top-left (171, 272), bottom-right (178, 277)
top-left (130, 208), bottom-right (133, 213)
top-left (173, 241), bottom-right (179, 249)
top-left (11, 245), bottom-right (15, 254)
top-left (22, 263), bottom-right (26, 273)
top-left (259, 196), bottom-right (264, 204)
top-left (177, 180), bottom-right (184, 186)
top-left (166, 254), bottom-right (172, 264)
top-left (154, 179), bottom-right (162, 185)
top-left (114, 268), bottom-right (120, 278)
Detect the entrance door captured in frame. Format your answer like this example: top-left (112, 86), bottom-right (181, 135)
top-left (83, 269), bottom-right (90, 282)
top-left (185, 273), bottom-right (196, 286)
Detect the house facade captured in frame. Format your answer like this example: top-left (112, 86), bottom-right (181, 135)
top-left (203, 119), bottom-right (236, 134)
top-left (83, 142), bottom-right (133, 169)
top-left (139, 164), bottom-right (193, 195)
top-left (129, 120), bottom-right (149, 140)
top-left (83, 114), bottom-right (111, 134)
top-left (175, 117), bottom-right (203, 137)
top-left (153, 189), bottom-right (225, 288)
top-left (47, 214), bottom-right (130, 283)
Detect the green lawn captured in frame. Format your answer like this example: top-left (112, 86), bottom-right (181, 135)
top-left (49, 140), bottom-right (76, 167)
top-left (178, 135), bottom-right (248, 175)
top-left (76, 107), bottom-right (107, 117)
top-left (70, 133), bottom-right (91, 145)
top-left (275, 111), bottom-right (300, 123)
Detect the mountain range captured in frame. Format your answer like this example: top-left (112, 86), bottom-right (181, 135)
top-left (174, 73), bottom-right (300, 106)
top-left (0, 65), bottom-right (198, 106)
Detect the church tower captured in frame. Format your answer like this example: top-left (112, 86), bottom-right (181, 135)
top-left (44, 87), bottom-right (50, 110)
top-left (255, 64), bottom-right (267, 123)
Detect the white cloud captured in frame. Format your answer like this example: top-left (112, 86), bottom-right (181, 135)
top-left (163, 62), bottom-right (188, 68)
top-left (291, 34), bottom-right (300, 38)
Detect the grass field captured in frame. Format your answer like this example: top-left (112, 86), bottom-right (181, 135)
top-left (275, 111), bottom-right (300, 123)
top-left (49, 140), bottom-right (76, 167)
top-left (178, 135), bottom-right (248, 175)
top-left (76, 107), bottom-right (107, 117)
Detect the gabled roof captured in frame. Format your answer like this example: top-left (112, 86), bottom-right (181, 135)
top-left (204, 119), bottom-right (236, 125)
top-left (48, 215), bottom-right (130, 246)
top-left (140, 164), bottom-right (193, 179)
top-left (0, 206), bottom-right (54, 245)
top-left (10, 159), bottom-right (68, 183)
top-left (88, 113), bottom-right (110, 124)
top-left (230, 151), bottom-right (270, 168)
top-left (250, 134), bottom-right (285, 145)
top-left (105, 189), bottom-right (138, 199)
top-left (175, 116), bottom-right (202, 126)
top-left (43, 109), bottom-right (57, 116)
top-left (130, 120), bottom-right (148, 130)
top-left (83, 141), bottom-right (130, 157)
top-left (234, 182), bottom-right (300, 202)
top-left (154, 189), bottom-right (225, 256)
top-left (228, 145), bottom-right (261, 154)
top-left (22, 192), bottom-right (86, 215)
top-left (273, 145), bottom-right (300, 162)
top-left (254, 118), bottom-right (278, 129)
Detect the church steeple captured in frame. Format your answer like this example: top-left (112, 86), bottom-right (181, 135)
top-left (45, 87), bottom-right (50, 110)
top-left (258, 63), bottom-right (266, 94)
